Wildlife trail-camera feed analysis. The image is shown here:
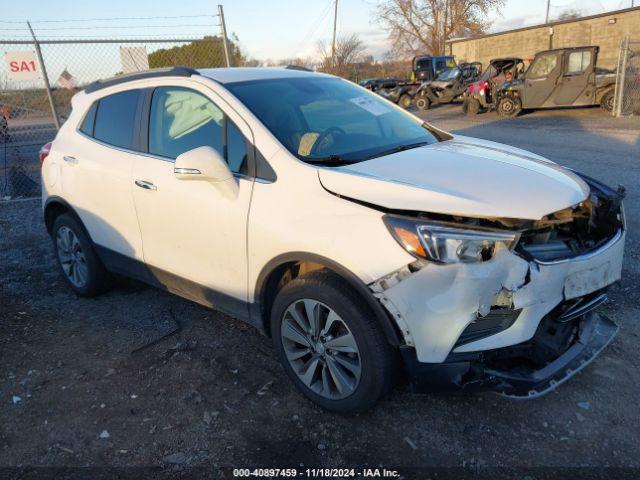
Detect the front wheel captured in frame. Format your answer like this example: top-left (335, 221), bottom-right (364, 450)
top-left (496, 96), bottom-right (522, 117)
top-left (462, 98), bottom-right (480, 116)
top-left (270, 271), bottom-right (397, 413)
top-left (398, 94), bottom-right (412, 109)
top-left (416, 96), bottom-right (431, 110)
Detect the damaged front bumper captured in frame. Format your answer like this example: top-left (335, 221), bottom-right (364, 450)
top-left (399, 310), bottom-right (618, 398)
top-left (372, 228), bottom-right (624, 363)
top-left (371, 224), bottom-right (624, 397)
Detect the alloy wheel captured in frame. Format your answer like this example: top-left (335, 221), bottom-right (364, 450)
top-left (280, 299), bottom-right (362, 400)
top-left (56, 226), bottom-right (89, 288)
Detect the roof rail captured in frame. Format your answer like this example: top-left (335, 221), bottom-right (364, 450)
top-left (284, 65), bottom-right (313, 72)
top-left (84, 66), bottom-right (199, 94)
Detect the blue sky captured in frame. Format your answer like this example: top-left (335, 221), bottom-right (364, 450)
top-left (2, 0), bottom-right (633, 61)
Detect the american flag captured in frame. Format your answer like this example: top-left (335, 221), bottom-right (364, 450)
top-left (57, 69), bottom-right (77, 90)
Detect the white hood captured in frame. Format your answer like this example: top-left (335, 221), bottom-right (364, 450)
top-left (318, 136), bottom-right (590, 220)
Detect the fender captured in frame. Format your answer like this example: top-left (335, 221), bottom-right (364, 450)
top-left (44, 196), bottom-right (87, 235)
top-left (253, 252), bottom-right (404, 347)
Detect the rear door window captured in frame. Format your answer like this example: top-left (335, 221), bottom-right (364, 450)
top-left (93, 89), bottom-right (141, 149)
top-left (566, 51), bottom-right (592, 75)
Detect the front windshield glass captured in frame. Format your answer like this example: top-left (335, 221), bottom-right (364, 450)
top-left (437, 68), bottom-right (459, 80)
top-left (227, 77), bottom-right (439, 163)
top-left (478, 65), bottom-right (498, 82)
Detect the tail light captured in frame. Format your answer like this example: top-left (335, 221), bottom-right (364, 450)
top-left (39, 142), bottom-right (52, 166)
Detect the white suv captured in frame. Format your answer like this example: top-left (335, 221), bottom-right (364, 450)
top-left (40, 66), bottom-right (625, 412)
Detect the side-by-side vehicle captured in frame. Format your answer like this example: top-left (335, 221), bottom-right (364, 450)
top-left (495, 46), bottom-right (617, 117)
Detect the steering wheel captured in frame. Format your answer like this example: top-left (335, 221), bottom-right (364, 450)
top-left (310, 126), bottom-right (346, 155)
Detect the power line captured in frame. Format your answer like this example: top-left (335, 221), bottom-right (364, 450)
top-left (0, 14), bottom-right (217, 24)
top-left (0, 34), bottom-right (215, 40)
top-left (295, 0), bottom-right (334, 55)
top-left (20, 24), bottom-right (219, 31)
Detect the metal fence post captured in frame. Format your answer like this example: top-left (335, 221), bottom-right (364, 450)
top-left (217, 5), bottom-right (231, 67)
top-left (614, 36), bottom-right (629, 118)
top-left (26, 22), bottom-right (60, 130)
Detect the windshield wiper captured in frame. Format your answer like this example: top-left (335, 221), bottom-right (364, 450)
top-left (365, 141), bottom-right (431, 160)
top-left (305, 155), bottom-right (358, 166)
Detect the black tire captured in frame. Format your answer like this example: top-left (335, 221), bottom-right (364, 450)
top-left (270, 270), bottom-right (397, 413)
top-left (462, 98), bottom-right (480, 116)
top-left (496, 96), bottom-right (522, 118)
top-left (600, 89), bottom-right (615, 113)
top-left (51, 213), bottom-right (110, 297)
top-left (416, 96), bottom-right (431, 110)
top-left (398, 94), bottom-right (412, 109)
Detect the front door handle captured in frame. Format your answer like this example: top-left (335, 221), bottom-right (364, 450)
top-left (63, 155), bottom-right (78, 164)
top-left (135, 179), bottom-right (157, 191)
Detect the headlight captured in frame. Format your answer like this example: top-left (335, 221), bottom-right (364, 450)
top-left (383, 215), bottom-right (520, 264)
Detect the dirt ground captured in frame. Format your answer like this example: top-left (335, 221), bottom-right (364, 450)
top-left (1, 105), bottom-right (639, 478)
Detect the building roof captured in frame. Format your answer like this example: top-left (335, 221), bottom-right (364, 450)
top-left (447, 5), bottom-right (640, 44)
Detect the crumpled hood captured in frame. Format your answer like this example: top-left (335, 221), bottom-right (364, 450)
top-left (318, 136), bottom-right (590, 220)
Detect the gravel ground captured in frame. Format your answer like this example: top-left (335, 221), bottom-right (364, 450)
top-left (1, 105), bottom-right (639, 477)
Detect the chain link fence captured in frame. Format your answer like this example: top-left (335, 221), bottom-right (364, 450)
top-left (1, 36), bottom-right (231, 200)
top-left (613, 37), bottom-right (640, 117)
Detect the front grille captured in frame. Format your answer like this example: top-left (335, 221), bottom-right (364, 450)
top-left (454, 308), bottom-right (522, 348)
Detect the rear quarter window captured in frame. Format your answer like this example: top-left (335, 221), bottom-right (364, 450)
top-left (79, 102), bottom-right (97, 136)
top-left (93, 89), bottom-right (141, 149)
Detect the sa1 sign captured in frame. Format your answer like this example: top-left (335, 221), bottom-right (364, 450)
top-left (5, 51), bottom-right (41, 81)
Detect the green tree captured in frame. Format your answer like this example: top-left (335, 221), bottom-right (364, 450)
top-left (148, 35), bottom-right (245, 69)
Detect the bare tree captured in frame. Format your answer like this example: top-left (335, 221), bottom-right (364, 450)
top-left (318, 33), bottom-right (366, 77)
top-left (376, 0), bottom-right (504, 56)
top-left (555, 9), bottom-right (583, 21)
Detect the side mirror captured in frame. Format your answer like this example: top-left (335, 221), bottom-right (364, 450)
top-left (175, 146), bottom-right (231, 181)
top-left (174, 146), bottom-right (238, 197)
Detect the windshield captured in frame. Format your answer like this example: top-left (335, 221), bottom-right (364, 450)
top-left (478, 65), bottom-right (498, 82)
top-left (226, 77), bottom-right (439, 163)
top-left (437, 67), bottom-right (459, 80)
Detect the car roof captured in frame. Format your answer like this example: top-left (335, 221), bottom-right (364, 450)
top-left (490, 57), bottom-right (523, 64)
top-left (83, 66), bottom-right (325, 94)
top-left (536, 46), bottom-right (598, 55)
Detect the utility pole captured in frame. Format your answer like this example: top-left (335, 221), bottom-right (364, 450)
top-left (218, 4), bottom-right (231, 67)
top-left (545, 0), bottom-right (551, 24)
top-left (331, 0), bottom-right (339, 69)
top-left (27, 21), bottom-right (60, 130)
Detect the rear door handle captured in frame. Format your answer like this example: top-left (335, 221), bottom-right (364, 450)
top-left (134, 179), bottom-right (157, 191)
top-left (63, 155), bottom-right (78, 164)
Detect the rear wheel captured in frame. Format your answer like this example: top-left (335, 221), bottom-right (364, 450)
top-left (496, 96), bottom-right (522, 117)
top-left (415, 96), bottom-right (431, 110)
top-left (600, 89), bottom-right (615, 113)
top-left (398, 94), bottom-right (412, 109)
top-left (51, 213), bottom-right (110, 297)
top-left (462, 98), bottom-right (480, 116)
top-left (270, 271), bottom-right (396, 412)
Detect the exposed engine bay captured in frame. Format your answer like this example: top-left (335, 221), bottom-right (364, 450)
top-left (412, 173), bottom-right (625, 263)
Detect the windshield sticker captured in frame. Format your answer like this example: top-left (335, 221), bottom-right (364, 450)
top-left (349, 96), bottom-right (391, 116)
